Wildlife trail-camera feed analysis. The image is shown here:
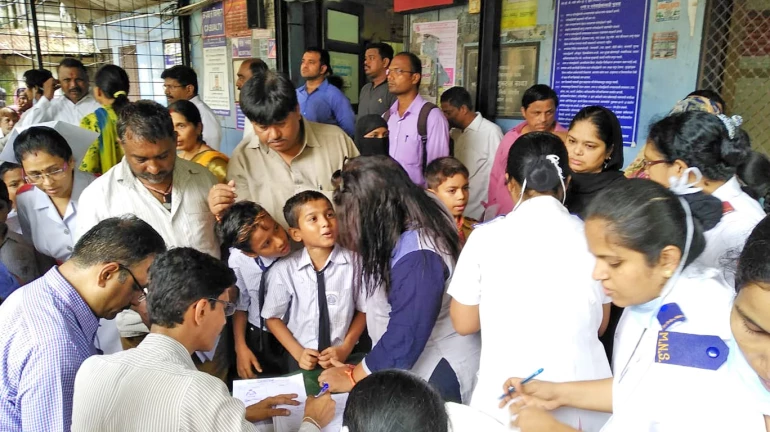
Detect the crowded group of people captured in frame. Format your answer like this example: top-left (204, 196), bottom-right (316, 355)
top-left (0, 44), bottom-right (768, 432)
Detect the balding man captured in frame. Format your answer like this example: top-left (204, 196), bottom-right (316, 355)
top-left (235, 59), bottom-right (269, 147)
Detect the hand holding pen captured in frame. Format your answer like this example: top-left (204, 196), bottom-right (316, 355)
top-left (497, 368), bottom-right (561, 411)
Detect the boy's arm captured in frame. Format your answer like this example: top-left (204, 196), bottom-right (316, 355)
top-left (266, 318), bottom-right (318, 370)
top-left (319, 311), bottom-right (366, 367)
top-left (233, 310), bottom-right (262, 378)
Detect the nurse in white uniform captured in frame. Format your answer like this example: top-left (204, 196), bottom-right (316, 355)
top-left (642, 110), bottom-right (764, 287)
top-left (501, 179), bottom-right (765, 432)
top-left (448, 132), bottom-right (611, 431)
top-left (12, 126), bottom-right (122, 355)
top-left (729, 215), bottom-right (770, 429)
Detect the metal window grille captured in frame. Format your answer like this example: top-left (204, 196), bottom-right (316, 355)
top-left (698, 0), bottom-right (770, 153)
top-left (0, 0), bottom-right (183, 109)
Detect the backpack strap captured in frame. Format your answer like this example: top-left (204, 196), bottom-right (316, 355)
top-left (418, 102), bottom-right (437, 173)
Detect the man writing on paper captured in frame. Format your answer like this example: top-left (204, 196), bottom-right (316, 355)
top-left (71, 247), bottom-right (335, 432)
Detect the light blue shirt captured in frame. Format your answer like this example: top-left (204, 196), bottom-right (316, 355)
top-left (296, 79), bottom-right (356, 137)
top-left (0, 267), bottom-right (99, 431)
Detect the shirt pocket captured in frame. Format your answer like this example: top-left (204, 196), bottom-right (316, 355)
top-left (393, 134), bottom-right (424, 168)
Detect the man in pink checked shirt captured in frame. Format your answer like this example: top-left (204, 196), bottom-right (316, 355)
top-left (485, 84), bottom-right (567, 217)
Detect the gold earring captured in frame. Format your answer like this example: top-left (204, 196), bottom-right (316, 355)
top-left (663, 270), bottom-right (673, 278)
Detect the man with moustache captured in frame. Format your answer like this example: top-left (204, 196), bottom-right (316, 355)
top-left (76, 101), bottom-right (229, 379)
top-left (161, 65), bottom-right (223, 150)
top-left (17, 58), bottom-right (101, 128)
top-left (296, 47), bottom-right (356, 137)
top-left (208, 71), bottom-right (358, 229)
top-left (235, 58), bottom-right (269, 147)
top-left (357, 43), bottom-right (396, 119)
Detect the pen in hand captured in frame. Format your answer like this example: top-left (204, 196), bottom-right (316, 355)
top-left (316, 382), bottom-right (329, 397)
top-left (499, 368), bottom-right (544, 400)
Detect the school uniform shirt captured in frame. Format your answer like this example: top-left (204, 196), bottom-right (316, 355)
top-left (227, 118), bottom-right (359, 229)
top-left (230, 249), bottom-right (277, 328)
top-left (699, 176), bottom-right (765, 287)
top-left (362, 230), bottom-right (481, 404)
top-left (16, 94), bottom-right (101, 128)
top-left (386, 95), bottom-right (450, 187)
top-left (76, 157), bottom-right (219, 338)
top-left (605, 265), bottom-right (765, 431)
top-left (261, 245), bottom-right (365, 350)
top-left (297, 79), bottom-right (356, 137)
top-left (448, 196), bottom-right (611, 430)
top-left (0, 227), bottom-right (55, 285)
top-left (6, 209), bottom-right (21, 235)
top-left (190, 95), bottom-right (223, 151)
top-left (16, 169), bottom-right (94, 263)
top-left (450, 114), bottom-right (503, 220)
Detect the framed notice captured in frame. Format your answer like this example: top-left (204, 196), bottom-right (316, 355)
top-left (496, 43), bottom-right (539, 118)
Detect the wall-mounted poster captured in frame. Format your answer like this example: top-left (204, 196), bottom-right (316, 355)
top-left (203, 37), bottom-right (231, 116)
top-left (412, 20), bottom-right (459, 88)
top-left (497, 43), bottom-right (539, 118)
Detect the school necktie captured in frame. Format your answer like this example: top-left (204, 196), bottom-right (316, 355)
top-left (316, 263), bottom-right (332, 352)
top-left (256, 257), bottom-right (279, 351)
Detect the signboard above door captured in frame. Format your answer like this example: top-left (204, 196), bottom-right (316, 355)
top-left (394, 0), bottom-right (457, 13)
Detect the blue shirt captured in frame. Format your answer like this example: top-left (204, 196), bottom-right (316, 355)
top-left (0, 267), bottom-right (99, 431)
top-left (296, 80), bottom-right (356, 137)
top-left (0, 261), bottom-right (20, 300)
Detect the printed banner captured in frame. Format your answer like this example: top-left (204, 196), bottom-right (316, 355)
top-left (203, 41), bottom-right (231, 116)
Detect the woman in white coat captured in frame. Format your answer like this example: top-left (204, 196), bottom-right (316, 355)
top-left (14, 126), bottom-right (94, 263)
top-left (448, 132), bottom-right (611, 430)
top-left (501, 179), bottom-right (766, 431)
top-left (642, 110), bottom-right (764, 286)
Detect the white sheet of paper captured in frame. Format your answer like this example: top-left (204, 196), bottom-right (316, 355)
top-left (232, 374), bottom-right (307, 407)
top-left (273, 393), bottom-right (348, 432)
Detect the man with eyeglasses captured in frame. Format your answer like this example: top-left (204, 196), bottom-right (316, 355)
top-left (385, 52), bottom-right (450, 187)
top-left (161, 65), bottom-right (223, 151)
top-left (71, 247), bottom-right (335, 432)
top-left (17, 58), bottom-right (102, 129)
top-left (0, 215), bottom-right (166, 432)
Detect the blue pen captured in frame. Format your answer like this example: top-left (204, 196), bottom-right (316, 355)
top-left (499, 368), bottom-right (544, 400)
top-left (316, 382), bottom-right (329, 397)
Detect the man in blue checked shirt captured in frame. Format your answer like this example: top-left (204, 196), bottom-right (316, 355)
top-left (296, 47), bottom-right (356, 138)
top-left (0, 215), bottom-right (166, 431)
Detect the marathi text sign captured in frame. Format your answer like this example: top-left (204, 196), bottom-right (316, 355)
top-left (551, 0), bottom-right (651, 146)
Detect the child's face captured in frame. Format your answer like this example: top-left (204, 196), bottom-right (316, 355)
top-left (246, 215), bottom-right (291, 259)
top-left (289, 198), bottom-right (338, 249)
top-left (430, 174), bottom-right (470, 217)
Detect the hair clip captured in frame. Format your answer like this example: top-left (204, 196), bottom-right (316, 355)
top-left (716, 114), bottom-right (743, 139)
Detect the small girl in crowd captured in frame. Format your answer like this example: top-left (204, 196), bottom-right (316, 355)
top-left (217, 201), bottom-right (292, 377)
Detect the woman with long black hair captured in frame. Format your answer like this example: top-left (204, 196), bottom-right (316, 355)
top-left (318, 155), bottom-right (480, 403)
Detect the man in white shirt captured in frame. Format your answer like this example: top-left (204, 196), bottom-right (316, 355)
top-left (17, 58), bottom-right (101, 128)
top-left (439, 87), bottom-right (503, 220)
top-left (71, 247), bottom-right (335, 432)
top-left (76, 101), bottom-right (226, 377)
top-left (161, 65), bottom-right (222, 150)
top-left (235, 58), bottom-right (269, 148)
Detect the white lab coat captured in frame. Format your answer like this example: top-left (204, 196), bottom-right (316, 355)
top-left (605, 266), bottom-right (765, 431)
top-left (448, 196), bottom-right (611, 430)
top-left (699, 176), bottom-right (765, 287)
top-left (16, 169), bottom-right (94, 262)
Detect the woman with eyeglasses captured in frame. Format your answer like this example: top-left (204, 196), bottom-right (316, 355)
top-left (14, 126), bottom-right (95, 263)
top-left (642, 110), bottom-right (764, 287)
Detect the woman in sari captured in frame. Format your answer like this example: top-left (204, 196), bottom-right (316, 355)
top-left (169, 99), bottom-right (229, 183)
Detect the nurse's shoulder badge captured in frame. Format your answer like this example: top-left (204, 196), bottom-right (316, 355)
top-left (655, 303), bottom-right (729, 370)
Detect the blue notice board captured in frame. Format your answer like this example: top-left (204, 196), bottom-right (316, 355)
top-left (551, 0), bottom-right (651, 146)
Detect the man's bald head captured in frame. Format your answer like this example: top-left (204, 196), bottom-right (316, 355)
top-left (236, 58), bottom-right (269, 90)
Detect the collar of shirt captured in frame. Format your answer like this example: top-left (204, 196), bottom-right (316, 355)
top-left (389, 94), bottom-right (427, 121)
top-left (248, 118), bottom-right (318, 153)
top-left (369, 77), bottom-right (388, 89)
top-left (47, 267), bottom-right (101, 341)
top-left (54, 94), bottom-right (97, 108)
top-left (139, 333), bottom-right (197, 370)
top-left (299, 79), bottom-right (330, 96)
top-left (464, 113), bottom-right (484, 133)
top-left (30, 169), bottom-right (92, 212)
top-left (189, 95), bottom-right (203, 105)
top-left (115, 157), bottom-right (190, 190)
top-left (296, 244), bottom-right (348, 272)
top-left (711, 176), bottom-right (742, 202)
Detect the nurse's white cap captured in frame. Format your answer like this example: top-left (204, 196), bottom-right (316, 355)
top-left (0, 120), bottom-right (98, 165)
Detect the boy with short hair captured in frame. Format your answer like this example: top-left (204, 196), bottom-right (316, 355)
top-left (425, 157), bottom-right (478, 245)
top-left (262, 190), bottom-right (366, 371)
top-left (216, 201), bottom-right (293, 378)
top-left (0, 107), bottom-right (19, 148)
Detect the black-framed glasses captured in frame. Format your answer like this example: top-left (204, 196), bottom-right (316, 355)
top-left (118, 264), bottom-right (147, 303)
top-left (207, 298), bottom-right (237, 316)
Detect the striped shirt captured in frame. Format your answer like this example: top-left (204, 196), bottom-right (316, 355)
top-left (72, 333), bottom-right (320, 432)
top-left (262, 245), bottom-right (365, 350)
top-left (0, 267), bottom-right (99, 432)
top-left (75, 157), bottom-right (219, 337)
top-left (229, 248), bottom-right (278, 327)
